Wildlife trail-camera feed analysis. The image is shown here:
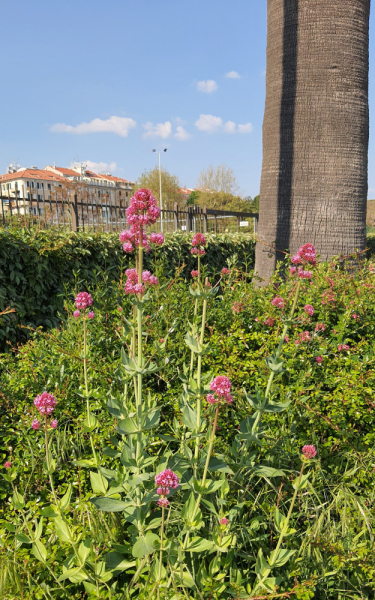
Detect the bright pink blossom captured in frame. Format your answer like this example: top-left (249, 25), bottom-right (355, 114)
top-left (88, 311), bottom-right (95, 319)
top-left (221, 268), bottom-right (230, 275)
top-left (315, 322), bottom-right (325, 332)
top-left (303, 304), bottom-right (314, 316)
top-left (295, 331), bottom-right (311, 345)
top-left (75, 292), bottom-right (93, 310)
top-left (125, 189), bottom-right (160, 229)
top-left (191, 247), bottom-right (206, 256)
top-left (192, 233), bottom-right (207, 247)
top-left (4, 461), bottom-right (11, 469)
top-left (207, 376), bottom-right (233, 405)
top-left (271, 296), bottom-right (285, 309)
top-left (124, 268), bottom-right (158, 295)
top-left (32, 419), bottom-right (40, 430)
top-left (338, 344), bottom-right (350, 352)
top-left (34, 392), bottom-right (56, 415)
top-left (322, 291), bottom-right (335, 305)
top-left (290, 266), bottom-right (297, 275)
top-left (220, 517), bottom-right (229, 526)
top-left (298, 269), bottom-right (313, 279)
top-left (265, 317), bottom-right (275, 327)
top-left (73, 310), bottom-right (80, 319)
top-left (155, 469), bottom-right (179, 498)
top-left (122, 242), bottom-right (134, 253)
top-left (284, 335), bottom-right (289, 343)
top-left (291, 244), bottom-right (316, 267)
top-left (302, 445), bottom-right (317, 459)
top-left (191, 270), bottom-right (199, 278)
top-left (352, 313), bottom-right (360, 321)
top-left (232, 302), bottom-right (244, 313)
top-left (149, 232), bottom-right (164, 246)
top-left (315, 356), bottom-right (323, 364)
top-left (158, 498), bottom-right (169, 508)
top-left (51, 419), bottom-right (58, 429)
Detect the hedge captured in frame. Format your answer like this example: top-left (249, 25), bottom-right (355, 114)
top-left (0, 227), bottom-right (255, 350)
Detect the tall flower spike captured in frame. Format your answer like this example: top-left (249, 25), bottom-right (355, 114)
top-left (75, 292), bottom-right (93, 310)
top-left (302, 445), bottom-right (317, 459)
top-left (34, 392), bottom-right (56, 415)
top-left (207, 376), bottom-right (233, 405)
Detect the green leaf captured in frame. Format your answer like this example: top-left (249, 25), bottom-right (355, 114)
top-left (107, 396), bottom-right (126, 420)
top-left (292, 473), bottom-right (310, 491)
top-left (32, 540), bottom-right (47, 563)
top-left (83, 412), bottom-right (98, 432)
top-left (90, 471), bottom-right (108, 495)
top-left (132, 532), bottom-right (159, 558)
top-left (15, 533), bottom-right (32, 544)
top-left (254, 466), bottom-right (285, 478)
top-left (207, 456), bottom-right (233, 474)
top-left (182, 404), bottom-right (198, 431)
top-left (186, 537), bottom-right (214, 553)
top-left (12, 488), bottom-right (25, 510)
top-left (90, 497), bottom-right (130, 512)
top-left (58, 567), bottom-right (88, 583)
top-left (143, 408), bottom-right (160, 430)
top-left (193, 479), bottom-right (223, 494)
top-left (54, 517), bottom-right (73, 543)
top-left (269, 548), bottom-right (296, 568)
top-left (59, 484), bottom-right (72, 512)
top-left (105, 551), bottom-right (136, 572)
top-left (181, 492), bottom-right (197, 522)
top-left (43, 453), bottom-right (56, 475)
top-left (74, 458), bottom-right (97, 468)
top-left (117, 417), bottom-right (139, 435)
top-left (41, 504), bottom-right (59, 518)
top-left (265, 354), bottom-right (284, 374)
top-left (255, 548), bottom-right (269, 577)
top-left (78, 537), bottom-right (92, 563)
top-left (263, 400), bottom-right (291, 413)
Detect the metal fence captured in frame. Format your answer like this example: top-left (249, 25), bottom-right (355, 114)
top-left (0, 195), bottom-right (258, 235)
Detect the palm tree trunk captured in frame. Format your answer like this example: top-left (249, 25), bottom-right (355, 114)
top-left (255, 0), bottom-right (370, 283)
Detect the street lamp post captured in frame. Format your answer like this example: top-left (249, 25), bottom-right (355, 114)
top-left (152, 148), bottom-right (167, 232)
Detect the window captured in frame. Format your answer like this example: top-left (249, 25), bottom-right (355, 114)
top-left (47, 184), bottom-right (51, 190)
top-left (27, 181), bottom-right (30, 188)
top-left (38, 195), bottom-right (42, 201)
top-left (37, 182), bottom-right (44, 189)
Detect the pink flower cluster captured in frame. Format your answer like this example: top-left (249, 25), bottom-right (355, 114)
top-left (32, 392), bottom-right (58, 430)
top-left (295, 331), bottom-right (311, 345)
top-left (155, 468), bottom-right (179, 507)
top-left (232, 302), bottom-right (244, 313)
top-left (338, 344), bottom-right (350, 352)
top-left (120, 229), bottom-right (164, 254)
top-left (191, 270), bottom-right (199, 278)
top-left (124, 268), bottom-right (158, 296)
top-left (302, 445), bottom-right (317, 459)
top-left (291, 243), bottom-right (316, 267)
top-left (351, 313), bottom-right (360, 321)
top-left (191, 233), bottom-right (207, 256)
top-left (4, 461), bottom-right (11, 469)
top-left (315, 356), bottom-right (323, 364)
top-left (315, 322), bottom-right (325, 332)
top-left (207, 376), bottom-right (233, 405)
top-left (119, 189), bottom-right (163, 253)
top-left (271, 296), bottom-right (285, 309)
top-left (221, 268), bottom-right (230, 276)
top-left (220, 517), bottom-right (229, 526)
top-left (322, 291), bottom-right (335, 305)
top-left (265, 317), bottom-right (275, 327)
top-left (75, 292), bottom-right (93, 310)
top-left (303, 304), bottom-right (314, 316)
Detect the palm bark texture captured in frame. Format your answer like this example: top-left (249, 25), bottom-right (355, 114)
top-left (255, 0), bottom-right (371, 282)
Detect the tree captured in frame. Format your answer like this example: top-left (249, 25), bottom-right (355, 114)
top-left (255, 0), bottom-right (370, 282)
top-left (195, 164), bottom-right (243, 209)
top-left (135, 167), bottom-right (185, 207)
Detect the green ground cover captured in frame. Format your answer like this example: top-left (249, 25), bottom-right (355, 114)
top-left (1, 234), bottom-right (375, 599)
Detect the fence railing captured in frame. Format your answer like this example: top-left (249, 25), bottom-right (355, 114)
top-left (0, 195), bottom-right (258, 235)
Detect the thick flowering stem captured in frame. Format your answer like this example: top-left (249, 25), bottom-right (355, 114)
top-left (194, 295), bottom-right (208, 471)
top-left (136, 239), bottom-right (144, 462)
top-left (44, 416), bottom-right (58, 505)
top-left (189, 297), bottom-right (199, 376)
top-left (83, 316), bottom-right (98, 463)
top-left (159, 505), bottom-right (165, 581)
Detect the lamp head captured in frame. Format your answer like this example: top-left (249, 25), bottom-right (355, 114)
top-left (164, 149), bottom-right (167, 152)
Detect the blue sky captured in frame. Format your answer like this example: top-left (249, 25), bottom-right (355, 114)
top-left (0, 0), bottom-right (374, 198)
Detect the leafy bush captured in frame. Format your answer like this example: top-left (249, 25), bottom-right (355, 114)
top-left (0, 227), bottom-right (255, 350)
top-left (1, 245), bottom-right (375, 599)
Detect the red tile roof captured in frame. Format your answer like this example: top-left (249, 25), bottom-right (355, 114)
top-left (0, 168), bottom-right (66, 183)
top-left (45, 165), bottom-right (78, 177)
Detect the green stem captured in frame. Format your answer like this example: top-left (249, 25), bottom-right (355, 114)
top-left (135, 239), bottom-right (144, 534)
top-left (189, 297), bottom-right (199, 376)
top-left (184, 405), bottom-right (220, 549)
top-left (83, 316), bottom-right (98, 463)
top-left (159, 505), bottom-right (165, 581)
top-left (44, 417), bottom-right (58, 505)
top-left (193, 296), bottom-right (208, 474)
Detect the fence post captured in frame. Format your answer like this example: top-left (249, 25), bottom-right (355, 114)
top-left (186, 207), bottom-right (191, 232)
top-left (174, 202), bottom-right (179, 230)
top-left (214, 213), bottom-right (217, 234)
top-left (71, 195), bottom-right (78, 231)
top-left (237, 216), bottom-right (240, 233)
top-left (203, 206), bottom-right (208, 233)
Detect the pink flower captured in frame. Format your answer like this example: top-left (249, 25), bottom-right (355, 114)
top-left (191, 270), bottom-right (199, 278)
top-left (232, 302), bottom-right (244, 313)
top-left (51, 419), bottom-right (58, 429)
top-left (315, 356), bottom-right (323, 364)
top-left (207, 376), bottom-right (233, 405)
top-left (289, 266), bottom-right (297, 275)
top-left (149, 232), bottom-right (164, 246)
top-left (271, 296), bottom-right (285, 309)
top-left (265, 317), bottom-right (275, 327)
top-left (303, 304), bottom-right (314, 316)
top-left (255, 317), bottom-right (259, 322)
top-left (315, 322), bottom-right (325, 332)
top-left (122, 242), bottom-right (134, 253)
top-left (192, 233), bottom-right (207, 247)
top-left (191, 247), bottom-right (206, 256)
top-left (118, 306), bottom-right (123, 312)
top-left (284, 335), bottom-right (289, 343)
top-left (32, 419), bottom-right (40, 430)
top-left (75, 292), bottom-right (93, 310)
top-left (4, 461), bottom-right (11, 469)
top-left (88, 311), bottom-right (95, 319)
top-left (295, 331), bottom-right (311, 345)
top-left (302, 445), bottom-right (317, 459)
top-left (124, 268), bottom-right (157, 295)
top-left (34, 392), bottom-right (56, 415)
top-left (292, 244), bottom-right (316, 267)
top-left (142, 271), bottom-right (158, 286)
top-left (221, 268), bottom-right (230, 275)
top-left (73, 310), bottom-right (80, 319)
top-left (351, 313), bottom-right (360, 321)
top-left (220, 517), bottom-right (229, 526)
top-left (298, 269), bottom-right (313, 279)
top-left (338, 344), bottom-right (350, 352)
top-left (322, 291), bottom-right (335, 305)
top-left (155, 469), bottom-right (179, 498)
top-left (158, 498), bottom-right (169, 508)
top-left (125, 189), bottom-right (160, 229)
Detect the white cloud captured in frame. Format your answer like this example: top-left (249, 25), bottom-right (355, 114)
top-left (50, 116), bottom-right (136, 137)
top-left (197, 80), bottom-right (218, 94)
top-left (238, 123), bottom-right (253, 133)
top-left (223, 121), bottom-right (236, 133)
top-left (195, 114), bottom-right (223, 133)
top-left (225, 71), bottom-right (241, 79)
top-left (174, 126), bottom-right (191, 141)
top-left (83, 160), bottom-right (117, 174)
top-left (143, 121), bottom-right (172, 139)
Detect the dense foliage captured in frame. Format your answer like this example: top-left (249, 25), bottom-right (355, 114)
top-left (1, 244), bottom-right (375, 599)
top-left (0, 227), bottom-right (255, 350)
